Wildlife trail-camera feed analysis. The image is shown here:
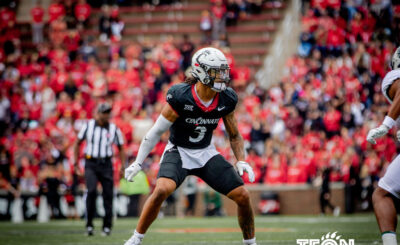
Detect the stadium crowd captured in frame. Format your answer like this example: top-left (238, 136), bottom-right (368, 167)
top-left (0, 0), bottom-right (399, 217)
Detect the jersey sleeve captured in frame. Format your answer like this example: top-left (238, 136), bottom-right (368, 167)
top-left (166, 85), bottom-right (181, 114)
top-left (225, 87), bottom-right (238, 113)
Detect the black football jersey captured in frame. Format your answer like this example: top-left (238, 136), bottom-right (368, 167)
top-left (166, 83), bottom-right (238, 149)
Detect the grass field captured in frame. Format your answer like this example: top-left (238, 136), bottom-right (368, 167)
top-left (0, 214), bottom-right (386, 245)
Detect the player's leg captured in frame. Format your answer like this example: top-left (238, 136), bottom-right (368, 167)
top-left (125, 147), bottom-right (187, 245)
top-left (373, 187), bottom-right (397, 232)
top-left (227, 186), bottom-right (256, 242)
top-left (124, 178), bottom-right (176, 245)
top-left (135, 177), bottom-right (176, 234)
top-left (372, 154), bottom-right (400, 245)
top-left (196, 154), bottom-right (256, 245)
top-left (84, 160), bottom-right (98, 235)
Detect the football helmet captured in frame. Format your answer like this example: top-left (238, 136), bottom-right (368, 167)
top-left (391, 46), bottom-right (400, 70)
top-left (191, 47), bottom-right (230, 92)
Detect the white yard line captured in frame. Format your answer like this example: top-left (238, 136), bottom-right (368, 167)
top-left (255, 216), bottom-right (375, 223)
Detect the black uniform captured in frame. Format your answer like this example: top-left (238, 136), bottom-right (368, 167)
top-left (320, 168), bottom-right (335, 214)
top-left (158, 83), bottom-right (244, 195)
top-left (77, 119), bottom-right (124, 230)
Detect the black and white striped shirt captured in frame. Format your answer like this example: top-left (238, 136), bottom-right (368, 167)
top-left (77, 119), bottom-right (124, 158)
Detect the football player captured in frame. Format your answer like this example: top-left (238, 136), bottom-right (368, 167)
top-left (367, 46), bottom-right (400, 245)
top-left (123, 47), bottom-right (257, 245)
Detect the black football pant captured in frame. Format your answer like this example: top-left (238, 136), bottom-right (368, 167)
top-left (320, 191), bottom-right (335, 214)
top-left (85, 158), bottom-right (114, 229)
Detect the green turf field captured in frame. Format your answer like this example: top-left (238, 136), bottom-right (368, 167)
top-left (0, 214), bottom-right (386, 244)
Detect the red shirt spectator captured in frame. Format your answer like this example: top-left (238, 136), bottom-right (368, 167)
top-left (224, 51), bottom-right (236, 73)
top-left (326, 26), bottom-right (345, 47)
top-left (363, 12), bottom-right (376, 32)
top-left (326, 0), bottom-right (340, 9)
top-left (10, 93), bottom-right (24, 114)
top-left (69, 65), bottom-right (85, 87)
top-left (125, 69), bottom-right (140, 88)
top-left (48, 49), bottom-right (69, 68)
top-left (29, 100), bottom-right (42, 121)
top-left (211, 3), bottom-right (226, 20)
top-left (246, 150), bottom-right (264, 169)
top-left (17, 57), bottom-right (33, 77)
top-left (302, 10), bottom-right (318, 32)
top-left (238, 122), bottom-right (252, 141)
top-left (3, 24), bottom-right (20, 41)
top-left (311, 0), bottom-right (327, 9)
top-left (0, 48), bottom-right (4, 63)
top-left (233, 66), bottom-right (251, 88)
top-left (243, 95), bottom-right (260, 113)
top-left (31, 5), bottom-right (45, 24)
top-left (350, 13), bottom-right (363, 37)
top-left (287, 161), bottom-right (307, 184)
top-left (374, 136), bottom-right (397, 162)
top-left (264, 155), bottom-right (287, 184)
top-left (110, 6), bottom-right (119, 19)
top-left (323, 106), bottom-right (341, 132)
top-left (106, 67), bottom-right (124, 92)
top-left (162, 58), bottom-right (179, 76)
top-left (364, 152), bottom-right (380, 176)
top-left (0, 7), bottom-right (16, 29)
top-left (302, 131), bottom-right (323, 151)
top-left (74, 0), bottom-right (91, 22)
top-left (48, 2), bottom-right (65, 23)
top-left (113, 117), bottom-right (133, 144)
top-left (50, 69), bottom-right (69, 94)
top-left (63, 30), bottom-right (81, 52)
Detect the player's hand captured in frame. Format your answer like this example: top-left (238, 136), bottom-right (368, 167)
top-left (236, 161), bottom-right (255, 183)
top-left (367, 125), bottom-right (390, 144)
top-left (124, 162), bottom-right (142, 182)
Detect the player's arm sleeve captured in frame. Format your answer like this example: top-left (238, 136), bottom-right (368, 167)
top-left (135, 115), bottom-right (173, 165)
top-left (387, 79), bottom-right (400, 122)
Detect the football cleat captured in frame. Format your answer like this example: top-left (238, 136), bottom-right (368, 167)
top-left (102, 227), bottom-right (111, 236)
top-left (86, 226), bottom-right (94, 236)
top-left (124, 234), bottom-right (143, 245)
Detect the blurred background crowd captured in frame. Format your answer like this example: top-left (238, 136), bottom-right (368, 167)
top-left (0, 0), bottom-right (399, 218)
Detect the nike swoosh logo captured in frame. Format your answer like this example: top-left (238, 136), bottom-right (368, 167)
top-left (217, 106), bottom-right (225, 111)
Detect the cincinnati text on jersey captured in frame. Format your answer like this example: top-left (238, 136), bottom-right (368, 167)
top-left (185, 117), bottom-right (220, 125)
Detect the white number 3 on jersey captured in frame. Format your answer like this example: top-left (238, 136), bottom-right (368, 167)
top-left (189, 126), bottom-right (207, 143)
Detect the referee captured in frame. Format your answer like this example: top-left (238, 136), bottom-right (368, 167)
top-left (73, 102), bottom-right (125, 236)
